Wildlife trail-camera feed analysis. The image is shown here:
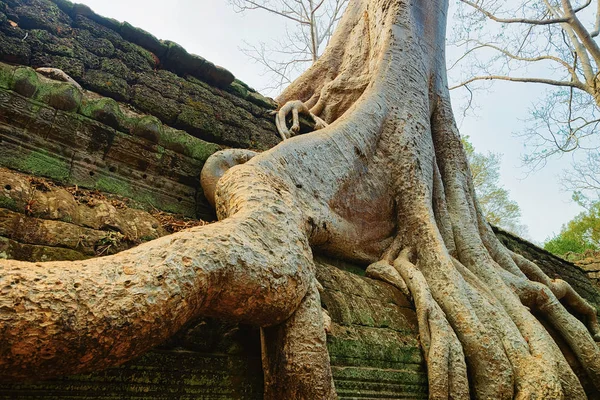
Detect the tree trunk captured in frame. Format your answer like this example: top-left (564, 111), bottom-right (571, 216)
top-left (1, 0), bottom-right (600, 398)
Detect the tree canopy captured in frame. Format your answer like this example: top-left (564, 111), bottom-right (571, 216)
top-left (545, 200), bottom-right (600, 255)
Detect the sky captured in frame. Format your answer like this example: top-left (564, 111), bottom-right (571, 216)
top-left (75, 0), bottom-right (585, 243)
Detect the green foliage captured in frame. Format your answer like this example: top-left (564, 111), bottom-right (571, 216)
top-left (462, 136), bottom-right (527, 236)
top-left (544, 202), bottom-right (600, 256)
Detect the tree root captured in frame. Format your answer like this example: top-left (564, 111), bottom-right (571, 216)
top-left (367, 248), bottom-right (470, 399)
top-left (200, 149), bottom-right (258, 208)
top-left (275, 100), bottom-right (328, 140)
top-left (509, 250), bottom-right (600, 341)
top-left (261, 278), bottom-right (336, 399)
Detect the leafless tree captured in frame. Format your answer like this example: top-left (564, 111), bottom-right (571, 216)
top-left (448, 0), bottom-right (600, 173)
top-left (229, 0), bottom-right (348, 93)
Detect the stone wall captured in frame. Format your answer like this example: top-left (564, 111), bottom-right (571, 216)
top-left (0, 62), bottom-right (223, 218)
top-left (0, 0), bottom-right (285, 221)
top-left (565, 250), bottom-right (600, 291)
top-left (0, 0), bottom-right (278, 150)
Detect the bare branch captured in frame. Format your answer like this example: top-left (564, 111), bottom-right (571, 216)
top-left (450, 75), bottom-right (586, 90)
top-left (230, 0), bottom-right (309, 25)
top-left (459, 0), bottom-right (570, 25)
top-left (229, 0), bottom-right (348, 93)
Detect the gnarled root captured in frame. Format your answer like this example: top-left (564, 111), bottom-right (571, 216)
top-left (200, 149), bottom-right (258, 208)
top-left (275, 100), bottom-right (328, 140)
top-left (499, 268), bottom-right (600, 391)
top-left (366, 248), bottom-right (469, 399)
top-left (261, 278), bottom-right (336, 399)
top-left (36, 67), bottom-right (83, 89)
top-left (509, 250), bottom-right (600, 341)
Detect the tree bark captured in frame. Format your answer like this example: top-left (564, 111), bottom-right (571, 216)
top-left (1, 0), bottom-right (600, 398)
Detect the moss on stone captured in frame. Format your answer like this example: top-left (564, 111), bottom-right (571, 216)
top-left (34, 54), bottom-right (86, 81)
top-left (81, 69), bottom-right (129, 101)
top-left (0, 236), bottom-right (88, 262)
top-left (2, 150), bottom-right (71, 182)
top-left (135, 192), bottom-right (190, 216)
top-left (79, 97), bottom-right (124, 129)
top-left (229, 80), bottom-right (249, 99)
top-left (176, 104), bottom-right (219, 140)
top-left (52, 0), bottom-right (75, 16)
top-left (75, 29), bottom-right (115, 58)
top-left (119, 21), bottom-right (167, 59)
top-left (0, 62), bottom-right (14, 89)
top-left (131, 115), bottom-right (163, 143)
top-left (0, 34), bottom-right (32, 65)
top-left (34, 81), bottom-right (82, 112)
top-left (247, 91), bottom-right (277, 109)
top-left (11, 67), bottom-right (40, 98)
top-left (0, 196), bottom-right (19, 212)
top-left (159, 127), bottom-right (221, 162)
top-left (115, 46), bottom-right (154, 72)
top-left (131, 84), bottom-right (180, 124)
top-left (100, 57), bottom-right (130, 80)
top-left (94, 176), bottom-right (131, 197)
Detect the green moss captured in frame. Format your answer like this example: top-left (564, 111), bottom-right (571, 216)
top-left (0, 62), bottom-right (14, 89)
top-left (0, 35), bottom-right (32, 65)
top-left (2, 151), bottom-right (71, 182)
top-left (100, 58), bottom-right (130, 79)
top-left (247, 91), bottom-right (276, 109)
top-left (53, 0), bottom-right (75, 15)
top-left (120, 21), bottom-right (167, 58)
top-left (95, 176), bottom-right (131, 197)
top-left (134, 192), bottom-right (190, 216)
top-left (176, 104), bottom-right (218, 137)
top-left (131, 115), bottom-right (163, 143)
top-left (131, 43), bottom-right (160, 67)
top-left (0, 196), bottom-right (19, 212)
top-left (156, 145), bottom-right (166, 160)
top-left (82, 70), bottom-right (129, 101)
top-left (11, 67), bottom-right (40, 98)
top-left (25, 152), bottom-right (71, 182)
top-left (228, 80), bottom-right (249, 99)
top-left (79, 97), bottom-right (124, 129)
top-left (34, 81), bottom-right (82, 112)
top-left (159, 127), bottom-right (221, 162)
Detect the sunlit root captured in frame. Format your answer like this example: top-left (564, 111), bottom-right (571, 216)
top-left (275, 100), bottom-right (328, 140)
top-left (509, 250), bottom-right (600, 341)
top-left (367, 248), bottom-right (469, 399)
top-left (499, 267), bottom-right (600, 391)
top-left (36, 67), bottom-right (82, 89)
top-left (261, 278), bottom-right (336, 399)
top-left (322, 309), bottom-right (332, 334)
top-left (200, 149), bottom-right (258, 208)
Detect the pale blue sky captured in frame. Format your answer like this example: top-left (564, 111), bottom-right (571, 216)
top-left (75, 0), bottom-right (585, 243)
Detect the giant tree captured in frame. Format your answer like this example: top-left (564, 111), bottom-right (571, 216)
top-left (1, 0), bottom-right (600, 399)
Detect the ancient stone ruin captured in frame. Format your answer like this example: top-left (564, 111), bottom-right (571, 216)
top-left (0, 0), bottom-right (598, 398)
